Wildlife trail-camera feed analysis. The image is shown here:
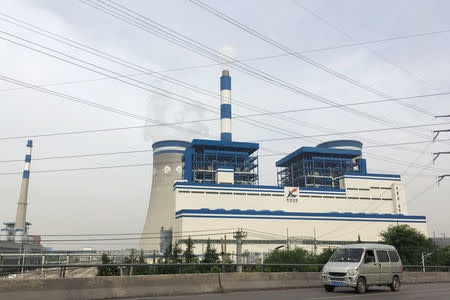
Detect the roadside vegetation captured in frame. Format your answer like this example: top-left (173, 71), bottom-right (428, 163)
top-left (97, 225), bottom-right (449, 276)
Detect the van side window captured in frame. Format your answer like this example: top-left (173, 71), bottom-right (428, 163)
top-left (376, 250), bottom-right (390, 262)
top-left (364, 250), bottom-right (375, 263)
top-left (388, 250), bottom-right (400, 262)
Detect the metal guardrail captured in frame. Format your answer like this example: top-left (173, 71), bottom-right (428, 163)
top-left (1, 263), bottom-right (448, 278)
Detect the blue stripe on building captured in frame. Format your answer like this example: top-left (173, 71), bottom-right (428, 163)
top-left (154, 149), bottom-right (185, 156)
top-left (175, 214), bottom-right (426, 223)
top-left (175, 208), bottom-right (426, 220)
top-left (174, 186), bottom-right (283, 193)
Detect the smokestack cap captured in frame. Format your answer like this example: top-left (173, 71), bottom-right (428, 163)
top-left (222, 70), bottom-right (229, 76)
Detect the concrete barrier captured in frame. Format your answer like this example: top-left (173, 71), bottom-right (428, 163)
top-left (0, 273), bottom-right (221, 300)
top-left (219, 272), bottom-right (322, 291)
top-left (0, 272), bottom-right (449, 300)
top-left (403, 272), bottom-right (450, 284)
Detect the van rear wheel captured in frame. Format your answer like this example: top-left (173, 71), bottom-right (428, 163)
top-left (324, 285), bottom-right (335, 292)
top-left (355, 277), bottom-right (367, 294)
top-left (390, 276), bottom-right (400, 292)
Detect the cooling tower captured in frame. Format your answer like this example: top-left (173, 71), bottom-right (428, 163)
top-left (139, 140), bottom-right (190, 250)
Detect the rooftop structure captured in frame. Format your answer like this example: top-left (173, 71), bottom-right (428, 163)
top-left (276, 140), bottom-right (367, 189)
top-left (182, 139), bottom-right (259, 185)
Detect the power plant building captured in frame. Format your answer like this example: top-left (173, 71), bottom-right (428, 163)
top-left (141, 71), bottom-right (428, 254)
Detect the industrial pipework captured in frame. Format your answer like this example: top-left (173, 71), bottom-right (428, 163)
top-left (220, 70), bottom-right (232, 142)
top-left (14, 140), bottom-right (33, 242)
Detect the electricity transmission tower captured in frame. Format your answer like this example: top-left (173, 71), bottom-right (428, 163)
top-left (434, 115), bottom-right (450, 184)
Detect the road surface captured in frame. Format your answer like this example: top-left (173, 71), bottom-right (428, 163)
top-left (127, 282), bottom-right (450, 300)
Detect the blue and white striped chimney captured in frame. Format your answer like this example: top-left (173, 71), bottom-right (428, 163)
top-left (14, 140), bottom-right (33, 241)
top-left (220, 70), bottom-right (232, 142)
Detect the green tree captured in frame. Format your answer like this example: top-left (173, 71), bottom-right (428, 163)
top-left (435, 246), bottom-right (450, 266)
top-left (316, 247), bottom-right (336, 264)
top-left (380, 224), bottom-right (437, 265)
top-left (200, 239), bottom-right (220, 273)
top-left (97, 253), bottom-right (120, 276)
top-left (183, 237), bottom-right (199, 273)
top-left (123, 249), bottom-right (137, 275)
top-left (133, 250), bottom-right (151, 275)
top-left (183, 236), bottom-right (198, 263)
top-left (264, 247), bottom-right (317, 272)
top-left (171, 242), bottom-right (183, 264)
top-left (201, 239), bottom-right (220, 264)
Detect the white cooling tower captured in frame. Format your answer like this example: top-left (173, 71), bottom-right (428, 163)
top-left (139, 140), bottom-right (190, 250)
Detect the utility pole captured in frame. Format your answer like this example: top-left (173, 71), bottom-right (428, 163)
top-left (233, 229), bottom-right (247, 272)
top-left (314, 228), bottom-right (317, 255)
top-left (220, 235), bottom-right (227, 263)
top-left (421, 252), bottom-right (434, 272)
top-left (438, 175), bottom-right (450, 184)
top-left (286, 228), bottom-right (290, 250)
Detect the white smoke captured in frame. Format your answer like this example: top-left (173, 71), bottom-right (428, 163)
top-left (143, 77), bottom-right (210, 143)
top-left (219, 45), bottom-right (237, 64)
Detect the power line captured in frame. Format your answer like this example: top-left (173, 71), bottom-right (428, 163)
top-left (0, 149), bottom-right (153, 163)
top-left (291, 0), bottom-right (447, 99)
top-left (1, 7), bottom-right (447, 171)
top-left (35, 228), bottom-right (237, 237)
top-left (0, 30), bottom-right (326, 146)
top-left (80, 0), bottom-right (436, 142)
top-left (38, 231), bottom-right (236, 242)
top-left (188, 0), bottom-right (436, 117)
top-left (253, 122), bottom-right (447, 143)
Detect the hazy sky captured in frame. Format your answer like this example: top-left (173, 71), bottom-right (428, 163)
top-left (1, 0), bottom-right (449, 249)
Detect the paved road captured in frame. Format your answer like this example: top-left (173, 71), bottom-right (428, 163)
top-left (131, 282), bottom-right (450, 300)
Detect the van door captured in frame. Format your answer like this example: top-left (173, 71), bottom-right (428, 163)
top-left (360, 250), bottom-right (378, 285)
top-left (376, 250), bottom-right (391, 283)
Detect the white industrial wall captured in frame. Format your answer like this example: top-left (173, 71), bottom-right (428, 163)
top-left (173, 174), bottom-right (427, 254)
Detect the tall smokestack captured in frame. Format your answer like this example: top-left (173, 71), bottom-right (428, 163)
top-left (14, 140), bottom-right (32, 242)
top-left (220, 70), bottom-right (232, 142)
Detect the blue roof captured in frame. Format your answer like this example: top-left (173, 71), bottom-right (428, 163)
top-left (276, 146), bottom-right (362, 167)
top-left (316, 140), bottom-right (362, 149)
top-left (152, 140), bottom-right (190, 150)
top-left (190, 139), bottom-right (259, 154)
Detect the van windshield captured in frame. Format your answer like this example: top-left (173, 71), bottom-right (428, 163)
top-left (330, 248), bottom-right (363, 262)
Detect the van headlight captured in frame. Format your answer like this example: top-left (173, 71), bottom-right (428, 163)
top-left (322, 268), bottom-right (328, 275)
top-left (347, 269), bottom-right (358, 276)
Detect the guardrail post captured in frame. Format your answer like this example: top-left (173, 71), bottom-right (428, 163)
top-left (129, 266), bottom-right (133, 276)
top-left (293, 266), bottom-right (297, 272)
top-left (261, 264), bottom-right (264, 273)
top-left (40, 255), bottom-right (45, 278)
top-left (179, 265), bottom-right (183, 274)
top-left (65, 254), bottom-right (70, 277)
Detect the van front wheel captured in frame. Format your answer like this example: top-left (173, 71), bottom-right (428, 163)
top-left (355, 277), bottom-right (367, 294)
top-left (390, 276), bottom-right (400, 292)
top-left (324, 285), bottom-right (335, 292)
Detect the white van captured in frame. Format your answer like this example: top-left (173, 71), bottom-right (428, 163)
top-left (322, 243), bottom-right (403, 293)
